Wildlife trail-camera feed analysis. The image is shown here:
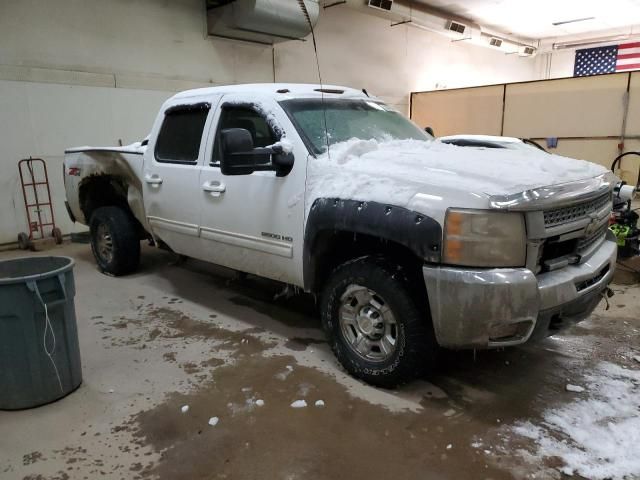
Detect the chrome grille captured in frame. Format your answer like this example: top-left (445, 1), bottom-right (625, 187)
top-left (543, 192), bottom-right (611, 228)
top-left (577, 223), bottom-right (609, 254)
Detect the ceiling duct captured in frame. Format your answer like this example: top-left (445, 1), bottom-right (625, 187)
top-left (207, 0), bottom-right (319, 45)
top-left (367, 0), bottom-right (393, 12)
top-left (361, 0), bottom-right (537, 54)
top-left (520, 45), bottom-right (536, 56)
top-left (374, 1), bottom-right (481, 40)
top-left (445, 20), bottom-right (467, 35)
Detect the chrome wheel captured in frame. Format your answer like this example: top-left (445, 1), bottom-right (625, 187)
top-left (338, 284), bottom-right (398, 362)
top-left (96, 223), bottom-right (114, 264)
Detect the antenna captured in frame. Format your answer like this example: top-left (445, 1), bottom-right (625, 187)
top-left (296, 0), bottom-right (330, 158)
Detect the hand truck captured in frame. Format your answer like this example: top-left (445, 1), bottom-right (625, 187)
top-left (17, 158), bottom-right (63, 250)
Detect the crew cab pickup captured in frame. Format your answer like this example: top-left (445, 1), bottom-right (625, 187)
top-left (64, 84), bottom-right (617, 387)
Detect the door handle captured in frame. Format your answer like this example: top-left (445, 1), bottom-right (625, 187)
top-left (202, 181), bottom-right (226, 196)
top-left (144, 173), bottom-right (163, 185)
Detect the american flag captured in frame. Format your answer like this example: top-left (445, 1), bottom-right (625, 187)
top-left (574, 42), bottom-right (640, 77)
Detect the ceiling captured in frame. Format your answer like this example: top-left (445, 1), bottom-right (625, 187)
top-left (413, 0), bottom-right (640, 39)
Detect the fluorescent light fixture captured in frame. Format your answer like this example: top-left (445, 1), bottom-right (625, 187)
top-left (551, 16), bottom-right (595, 26)
top-left (552, 34), bottom-right (637, 50)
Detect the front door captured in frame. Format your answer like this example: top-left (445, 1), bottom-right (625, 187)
top-left (198, 95), bottom-right (307, 286)
top-left (142, 97), bottom-right (218, 257)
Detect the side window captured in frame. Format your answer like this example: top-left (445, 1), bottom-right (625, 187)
top-left (155, 103), bottom-right (210, 164)
top-left (212, 105), bottom-right (278, 165)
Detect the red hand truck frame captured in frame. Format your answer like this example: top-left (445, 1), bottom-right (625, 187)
top-left (17, 157), bottom-right (63, 249)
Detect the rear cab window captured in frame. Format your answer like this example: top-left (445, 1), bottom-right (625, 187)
top-left (155, 102), bottom-right (210, 164)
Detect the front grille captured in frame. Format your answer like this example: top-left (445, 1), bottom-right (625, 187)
top-left (577, 223), bottom-right (609, 254)
top-left (537, 220), bottom-right (609, 272)
top-left (543, 192), bottom-right (611, 228)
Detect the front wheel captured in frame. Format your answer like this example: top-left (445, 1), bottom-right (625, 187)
top-left (89, 206), bottom-right (140, 276)
top-left (321, 256), bottom-right (437, 388)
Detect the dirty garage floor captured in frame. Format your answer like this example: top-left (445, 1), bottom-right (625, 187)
top-left (1, 243), bottom-right (639, 480)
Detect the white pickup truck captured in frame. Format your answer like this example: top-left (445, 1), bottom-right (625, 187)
top-left (64, 83), bottom-right (617, 387)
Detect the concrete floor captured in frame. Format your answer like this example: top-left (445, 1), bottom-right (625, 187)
top-left (1, 242), bottom-right (639, 480)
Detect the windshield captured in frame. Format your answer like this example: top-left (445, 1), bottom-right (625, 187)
top-left (280, 98), bottom-right (430, 155)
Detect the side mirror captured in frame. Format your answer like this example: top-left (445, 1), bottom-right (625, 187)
top-left (220, 128), bottom-right (294, 177)
top-left (220, 128), bottom-right (271, 176)
top-left (271, 144), bottom-right (294, 177)
top-left (221, 128), bottom-right (253, 156)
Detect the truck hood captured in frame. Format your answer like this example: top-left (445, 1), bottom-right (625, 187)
top-left (305, 138), bottom-right (608, 216)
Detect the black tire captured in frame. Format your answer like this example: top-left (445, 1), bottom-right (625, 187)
top-left (52, 227), bottom-right (63, 245)
top-left (89, 206), bottom-right (140, 276)
top-left (321, 256), bottom-right (437, 388)
top-left (17, 232), bottom-right (31, 250)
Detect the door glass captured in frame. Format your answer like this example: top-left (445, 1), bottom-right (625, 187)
top-left (212, 106), bottom-right (277, 165)
top-left (155, 103), bottom-right (210, 164)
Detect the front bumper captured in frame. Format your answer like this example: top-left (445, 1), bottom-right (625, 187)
top-left (422, 236), bottom-right (617, 349)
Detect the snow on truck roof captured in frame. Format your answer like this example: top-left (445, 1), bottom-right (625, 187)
top-left (172, 83), bottom-right (373, 101)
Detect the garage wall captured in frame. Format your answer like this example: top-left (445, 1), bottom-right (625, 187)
top-left (535, 50), bottom-right (576, 79)
top-left (0, 81), bottom-right (172, 244)
top-left (0, 0), bottom-right (538, 245)
top-left (411, 71), bottom-right (640, 186)
top-left (410, 85), bottom-right (505, 136)
top-left (0, 0), bottom-right (273, 245)
top-left (275, 6), bottom-right (538, 113)
top-left (502, 74), bottom-right (628, 138)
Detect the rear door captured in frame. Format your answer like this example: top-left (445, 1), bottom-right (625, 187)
top-left (197, 94), bottom-right (308, 286)
top-left (142, 96), bottom-right (219, 257)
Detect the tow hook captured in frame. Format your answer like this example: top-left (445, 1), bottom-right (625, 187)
top-left (601, 287), bottom-right (615, 310)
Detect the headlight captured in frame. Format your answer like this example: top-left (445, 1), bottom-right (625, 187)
top-left (443, 209), bottom-right (526, 267)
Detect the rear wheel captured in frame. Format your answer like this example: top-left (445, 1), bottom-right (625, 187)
top-left (321, 256), bottom-right (437, 388)
top-left (89, 206), bottom-right (140, 276)
top-left (52, 227), bottom-right (63, 244)
top-left (17, 232), bottom-right (30, 250)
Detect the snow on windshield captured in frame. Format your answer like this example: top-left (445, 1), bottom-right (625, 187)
top-left (280, 98), bottom-right (429, 154)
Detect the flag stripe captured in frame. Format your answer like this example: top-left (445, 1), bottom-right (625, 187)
top-left (618, 57), bottom-right (640, 65)
top-left (617, 62), bottom-right (640, 71)
top-left (618, 42), bottom-right (640, 50)
top-left (618, 52), bottom-right (640, 60)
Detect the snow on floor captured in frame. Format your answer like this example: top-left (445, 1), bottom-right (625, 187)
top-left (506, 362), bottom-right (640, 479)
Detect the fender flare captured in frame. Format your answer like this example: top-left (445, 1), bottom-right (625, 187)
top-left (303, 198), bottom-right (442, 291)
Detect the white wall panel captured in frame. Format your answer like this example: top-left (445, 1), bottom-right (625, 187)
top-left (0, 81), bottom-right (171, 244)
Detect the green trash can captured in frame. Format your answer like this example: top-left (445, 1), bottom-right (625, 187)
top-left (0, 256), bottom-right (82, 410)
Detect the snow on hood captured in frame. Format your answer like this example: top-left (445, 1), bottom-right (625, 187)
top-left (437, 134), bottom-right (523, 145)
top-left (306, 138), bottom-right (607, 212)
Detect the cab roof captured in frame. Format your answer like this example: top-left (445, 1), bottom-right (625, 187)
top-left (171, 83), bottom-right (374, 102)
